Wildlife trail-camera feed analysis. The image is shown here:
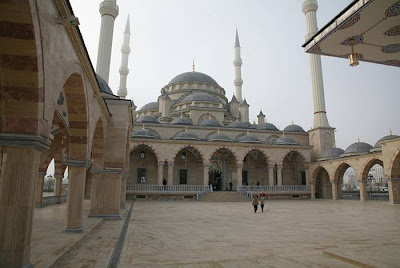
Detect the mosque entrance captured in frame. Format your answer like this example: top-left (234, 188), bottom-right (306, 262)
top-left (209, 170), bottom-right (222, 191)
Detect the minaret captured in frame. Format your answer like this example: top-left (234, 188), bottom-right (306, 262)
top-left (233, 29), bottom-right (243, 103)
top-left (302, 0), bottom-right (329, 128)
top-left (117, 15), bottom-right (131, 98)
top-left (96, 0), bottom-right (119, 83)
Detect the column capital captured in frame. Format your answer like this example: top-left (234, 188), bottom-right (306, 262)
top-left (168, 162), bottom-right (174, 167)
top-left (330, 179), bottom-right (338, 184)
top-left (203, 164), bottom-right (210, 168)
top-left (0, 133), bottom-right (51, 152)
top-left (237, 164), bottom-right (243, 169)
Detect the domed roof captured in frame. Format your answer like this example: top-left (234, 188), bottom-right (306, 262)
top-left (171, 117), bottom-right (193, 125)
top-left (136, 115), bottom-right (160, 124)
top-left (236, 134), bottom-right (263, 144)
top-left (227, 121), bottom-right (249, 129)
top-left (344, 142), bottom-right (373, 155)
top-left (168, 71), bottom-right (219, 86)
top-left (182, 93), bottom-right (220, 103)
top-left (284, 124), bottom-right (305, 132)
top-left (173, 130), bottom-right (201, 140)
top-left (96, 74), bottom-right (113, 94)
top-left (199, 118), bottom-right (221, 127)
top-left (273, 136), bottom-right (299, 145)
top-left (320, 148), bottom-right (345, 159)
top-left (208, 132), bottom-right (231, 142)
top-left (257, 123), bottom-right (279, 131)
top-left (131, 129), bottom-right (158, 139)
top-left (374, 134), bottom-right (400, 148)
top-left (139, 102), bottom-right (158, 111)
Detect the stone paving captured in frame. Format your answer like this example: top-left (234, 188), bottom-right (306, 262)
top-left (31, 199), bottom-right (400, 267)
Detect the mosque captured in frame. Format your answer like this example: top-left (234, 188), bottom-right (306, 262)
top-left (0, 0), bottom-right (399, 267)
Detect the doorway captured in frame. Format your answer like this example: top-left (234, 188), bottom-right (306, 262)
top-left (209, 170), bottom-right (222, 191)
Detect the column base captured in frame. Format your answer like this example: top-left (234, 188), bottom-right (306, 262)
top-left (88, 214), bottom-right (121, 220)
top-left (63, 227), bottom-right (84, 234)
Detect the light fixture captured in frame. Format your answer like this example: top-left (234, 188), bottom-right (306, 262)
top-left (349, 40), bottom-right (359, 67)
top-left (139, 151), bottom-right (145, 159)
top-left (181, 152), bottom-right (186, 160)
top-left (57, 15), bottom-right (80, 27)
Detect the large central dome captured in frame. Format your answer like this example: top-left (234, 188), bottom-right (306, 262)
top-left (168, 71), bottom-right (219, 86)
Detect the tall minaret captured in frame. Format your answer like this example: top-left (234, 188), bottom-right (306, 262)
top-left (117, 15), bottom-right (131, 99)
top-left (302, 0), bottom-right (329, 128)
top-left (233, 29), bottom-right (243, 103)
top-left (96, 0), bottom-right (119, 83)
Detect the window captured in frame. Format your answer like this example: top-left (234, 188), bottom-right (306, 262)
top-left (179, 169), bottom-right (188, 184)
top-left (137, 168), bottom-right (146, 184)
top-left (301, 171), bottom-right (306, 185)
top-left (242, 170), bottom-right (248, 185)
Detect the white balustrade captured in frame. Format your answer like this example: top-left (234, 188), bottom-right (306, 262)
top-left (126, 184), bottom-right (211, 193)
top-left (238, 185), bottom-right (310, 193)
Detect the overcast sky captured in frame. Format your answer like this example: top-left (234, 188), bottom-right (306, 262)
top-left (67, 0), bottom-right (398, 151)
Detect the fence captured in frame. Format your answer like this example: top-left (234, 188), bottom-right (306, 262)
top-left (42, 194), bottom-right (67, 206)
top-left (238, 185), bottom-right (311, 199)
top-left (126, 184), bottom-right (210, 193)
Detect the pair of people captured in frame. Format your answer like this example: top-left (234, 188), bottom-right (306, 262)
top-left (252, 194), bottom-right (265, 213)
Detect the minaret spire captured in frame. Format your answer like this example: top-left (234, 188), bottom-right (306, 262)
top-left (96, 0), bottom-right (119, 83)
top-left (233, 28), bottom-right (243, 103)
top-left (118, 15), bottom-right (131, 98)
top-left (302, 0), bottom-right (329, 128)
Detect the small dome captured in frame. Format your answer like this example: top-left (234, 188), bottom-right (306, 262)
top-left (257, 123), bottom-right (279, 131)
top-left (374, 134), bottom-right (400, 148)
top-left (208, 132), bottom-right (231, 142)
top-left (139, 102), bottom-right (158, 111)
top-left (173, 130), bottom-right (201, 140)
top-left (96, 74), bottom-right (113, 94)
top-left (284, 124), bottom-right (305, 132)
top-left (199, 118), bottom-right (222, 127)
top-left (182, 93), bottom-right (220, 103)
top-left (274, 136), bottom-right (299, 145)
top-left (168, 72), bottom-right (219, 86)
top-left (137, 115), bottom-right (160, 124)
top-left (320, 148), bottom-right (345, 159)
top-left (227, 121), bottom-right (249, 129)
top-left (171, 117), bottom-right (193, 125)
top-left (131, 129), bottom-right (158, 139)
top-left (344, 142), bottom-right (373, 155)
top-left (236, 134), bottom-right (263, 144)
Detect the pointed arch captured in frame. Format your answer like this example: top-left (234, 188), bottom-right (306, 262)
top-left (361, 157), bottom-right (384, 181)
top-left (389, 148), bottom-right (400, 179)
top-left (207, 146), bottom-right (238, 165)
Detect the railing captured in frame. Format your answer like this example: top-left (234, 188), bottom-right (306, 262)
top-left (238, 185), bottom-right (311, 193)
top-left (196, 186), bottom-right (213, 200)
top-left (341, 191), bottom-right (360, 200)
top-left (42, 194), bottom-right (67, 206)
top-left (367, 193), bottom-right (389, 201)
top-left (126, 184), bottom-right (210, 193)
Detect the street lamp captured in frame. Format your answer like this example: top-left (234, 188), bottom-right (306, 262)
top-left (367, 174), bottom-right (373, 198)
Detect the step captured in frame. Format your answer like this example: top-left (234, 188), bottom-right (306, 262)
top-left (199, 191), bottom-right (250, 202)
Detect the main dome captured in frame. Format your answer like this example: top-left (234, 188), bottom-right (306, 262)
top-left (168, 72), bottom-right (219, 86)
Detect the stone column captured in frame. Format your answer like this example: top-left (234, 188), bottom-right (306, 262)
top-left (277, 165), bottom-right (283, 186)
top-left (0, 147), bottom-right (41, 268)
top-left (167, 162), bottom-right (174, 185)
top-left (203, 164), bottom-right (209, 186)
top-left (237, 164), bottom-right (243, 186)
top-left (54, 175), bottom-right (63, 204)
top-left (310, 182), bottom-right (316, 200)
top-left (64, 160), bottom-right (89, 233)
top-left (268, 165), bottom-right (274, 186)
top-left (89, 169), bottom-right (121, 219)
top-left (120, 173), bottom-right (127, 208)
top-left (359, 179), bottom-right (367, 202)
top-left (331, 180), bottom-right (338, 200)
top-left (157, 161), bottom-right (164, 185)
top-left (388, 178), bottom-right (400, 204)
top-left (35, 172), bottom-right (46, 207)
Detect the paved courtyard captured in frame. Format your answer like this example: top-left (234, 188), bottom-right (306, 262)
top-left (31, 199), bottom-right (400, 267)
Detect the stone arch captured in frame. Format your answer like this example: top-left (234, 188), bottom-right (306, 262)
top-left (389, 148), bottom-right (400, 178)
top-left (198, 113), bottom-right (216, 124)
top-left (279, 149), bottom-right (307, 166)
top-left (241, 147), bottom-right (269, 163)
top-left (234, 133), bottom-right (247, 141)
top-left (144, 127), bottom-right (161, 139)
top-left (312, 166), bottom-right (332, 199)
top-left (171, 144), bottom-right (205, 164)
top-left (129, 144), bottom-right (159, 184)
top-left (361, 157), bottom-right (384, 181)
top-left (130, 143), bottom-right (159, 161)
top-left (334, 162), bottom-right (356, 182)
top-left (281, 150), bottom-right (308, 185)
top-left (205, 130), bottom-right (218, 140)
top-left (173, 146), bottom-right (205, 185)
top-left (242, 148), bottom-right (269, 186)
top-left (89, 117), bottom-right (105, 170)
top-left (207, 147), bottom-right (239, 165)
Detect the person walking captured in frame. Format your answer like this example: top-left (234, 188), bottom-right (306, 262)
top-left (162, 177), bottom-right (167, 190)
top-left (252, 195), bottom-right (259, 213)
top-left (259, 193), bottom-right (265, 212)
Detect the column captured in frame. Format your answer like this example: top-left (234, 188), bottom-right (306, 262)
top-left (157, 161), bottom-right (164, 185)
top-left (237, 164), bottom-right (243, 186)
top-left (89, 169), bottom-right (121, 219)
top-left (277, 165), bottom-right (283, 186)
top-left (310, 182), bottom-right (316, 200)
top-left (268, 165), bottom-right (274, 186)
top-left (167, 162), bottom-right (174, 185)
top-left (359, 179), bottom-right (367, 202)
top-left (35, 172), bottom-right (46, 207)
top-left (388, 178), bottom-right (400, 204)
top-left (64, 160), bottom-right (88, 233)
top-left (54, 175), bottom-right (63, 204)
top-left (120, 173), bottom-right (127, 208)
top-left (0, 147), bottom-right (41, 268)
top-left (203, 164), bottom-right (209, 186)
top-left (331, 180), bottom-right (338, 200)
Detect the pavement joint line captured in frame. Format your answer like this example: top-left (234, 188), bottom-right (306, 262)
top-left (108, 200), bottom-right (135, 268)
top-left (322, 250), bottom-right (375, 268)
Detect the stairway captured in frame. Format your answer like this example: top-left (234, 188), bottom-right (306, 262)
top-left (199, 191), bottom-right (250, 202)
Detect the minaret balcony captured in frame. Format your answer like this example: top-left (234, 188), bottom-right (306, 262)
top-left (233, 59), bottom-right (242, 66)
top-left (100, 1), bottom-right (119, 18)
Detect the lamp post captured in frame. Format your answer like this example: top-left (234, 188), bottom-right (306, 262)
top-left (367, 174), bottom-right (373, 199)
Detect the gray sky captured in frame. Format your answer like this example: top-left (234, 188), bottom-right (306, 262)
top-left (68, 0), bottom-right (398, 151)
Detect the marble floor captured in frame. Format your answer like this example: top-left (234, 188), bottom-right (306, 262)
top-left (31, 199), bottom-right (400, 267)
